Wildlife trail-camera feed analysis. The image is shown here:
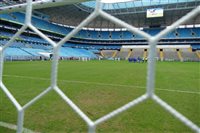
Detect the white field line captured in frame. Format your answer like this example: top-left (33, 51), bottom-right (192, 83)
top-left (3, 74), bottom-right (200, 95)
top-left (0, 121), bottom-right (39, 133)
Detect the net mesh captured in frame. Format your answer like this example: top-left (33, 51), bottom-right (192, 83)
top-left (0, 0), bottom-right (199, 133)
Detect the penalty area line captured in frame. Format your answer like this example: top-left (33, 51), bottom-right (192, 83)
top-left (0, 121), bottom-right (39, 133)
top-left (3, 74), bottom-right (200, 95)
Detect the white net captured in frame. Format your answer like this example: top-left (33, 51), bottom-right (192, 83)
top-left (0, 0), bottom-right (200, 133)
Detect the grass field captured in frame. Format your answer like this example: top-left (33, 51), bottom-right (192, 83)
top-left (0, 60), bottom-right (199, 133)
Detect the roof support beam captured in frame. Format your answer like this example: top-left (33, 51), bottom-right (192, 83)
top-left (0, 0), bottom-right (92, 14)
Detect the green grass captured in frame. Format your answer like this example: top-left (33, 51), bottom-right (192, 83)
top-left (0, 60), bottom-right (199, 133)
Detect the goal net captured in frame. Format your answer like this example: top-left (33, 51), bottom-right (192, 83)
top-left (0, 0), bottom-right (199, 133)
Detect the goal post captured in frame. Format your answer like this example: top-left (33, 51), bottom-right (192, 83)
top-left (0, 0), bottom-right (199, 133)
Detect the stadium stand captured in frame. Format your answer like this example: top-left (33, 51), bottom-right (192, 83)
top-left (0, 1), bottom-right (200, 133)
top-left (115, 49), bottom-right (129, 60)
top-left (4, 47), bottom-right (31, 56)
top-left (163, 48), bottom-right (180, 61)
top-left (101, 50), bottom-right (116, 58)
top-left (21, 48), bottom-right (47, 56)
top-left (180, 48), bottom-right (199, 61)
top-left (0, 4), bottom-right (199, 61)
top-left (1, 12), bottom-right (200, 40)
top-left (130, 49), bottom-right (145, 59)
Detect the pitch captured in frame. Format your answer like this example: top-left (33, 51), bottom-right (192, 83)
top-left (0, 60), bottom-right (199, 133)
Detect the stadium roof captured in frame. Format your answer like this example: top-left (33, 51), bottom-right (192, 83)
top-left (39, 0), bottom-right (200, 29)
top-left (81, 0), bottom-right (198, 10)
top-left (0, 0), bottom-right (200, 29)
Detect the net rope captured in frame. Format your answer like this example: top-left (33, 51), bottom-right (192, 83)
top-left (0, 0), bottom-right (199, 133)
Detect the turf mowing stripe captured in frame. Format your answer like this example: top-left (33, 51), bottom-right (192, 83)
top-left (3, 74), bottom-right (200, 95)
top-left (0, 121), bottom-right (39, 133)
